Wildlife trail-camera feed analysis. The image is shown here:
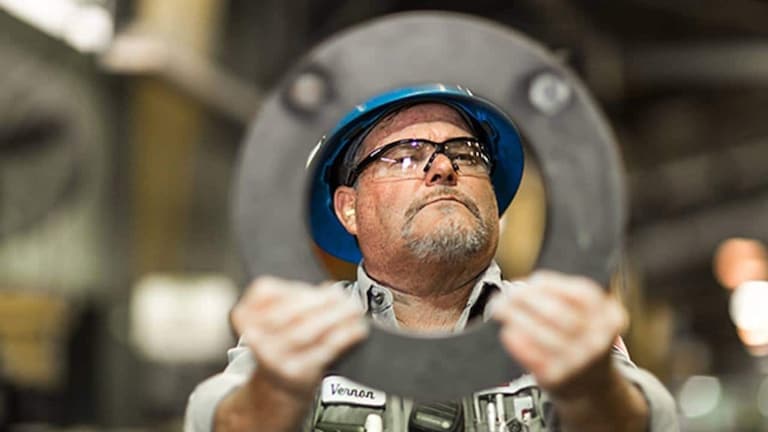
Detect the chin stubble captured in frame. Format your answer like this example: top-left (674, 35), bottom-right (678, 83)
top-left (401, 189), bottom-right (494, 262)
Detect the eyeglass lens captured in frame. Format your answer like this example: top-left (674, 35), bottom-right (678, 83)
top-left (369, 139), bottom-right (490, 180)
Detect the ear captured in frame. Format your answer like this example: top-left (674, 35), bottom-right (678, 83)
top-left (333, 186), bottom-right (358, 235)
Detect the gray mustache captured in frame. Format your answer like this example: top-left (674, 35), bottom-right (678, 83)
top-left (404, 187), bottom-right (483, 222)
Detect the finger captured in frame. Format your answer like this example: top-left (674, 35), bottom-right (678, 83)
top-left (288, 317), bottom-right (370, 374)
top-left (583, 299), bottom-right (628, 353)
top-left (545, 302), bottom-right (625, 383)
top-left (241, 327), bottom-right (283, 371)
top-left (241, 277), bottom-right (341, 311)
top-left (232, 276), bottom-right (297, 333)
top-left (490, 292), bottom-right (511, 321)
top-left (241, 275), bottom-right (289, 306)
top-left (528, 270), bottom-right (604, 310)
top-left (503, 289), bottom-right (587, 336)
top-left (499, 326), bottom-right (550, 377)
top-left (253, 286), bottom-right (348, 331)
top-left (274, 318), bottom-right (369, 390)
top-left (503, 307), bottom-right (570, 355)
top-left (490, 287), bottom-right (527, 321)
top-left (607, 298), bottom-right (629, 333)
top-left (281, 297), bottom-right (366, 351)
top-left (501, 324), bottom-right (588, 389)
top-left (240, 296), bottom-right (365, 361)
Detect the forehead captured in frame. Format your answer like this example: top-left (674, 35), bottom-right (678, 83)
top-left (360, 103), bottom-right (473, 152)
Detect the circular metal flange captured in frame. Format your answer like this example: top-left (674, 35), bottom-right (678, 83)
top-left (234, 11), bottom-right (626, 400)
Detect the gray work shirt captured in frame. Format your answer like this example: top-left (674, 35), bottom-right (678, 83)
top-left (184, 262), bottom-right (679, 431)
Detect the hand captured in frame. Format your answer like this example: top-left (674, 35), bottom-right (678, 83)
top-left (231, 276), bottom-right (369, 400)
top-left (492, 270), bottom-right (628, 396)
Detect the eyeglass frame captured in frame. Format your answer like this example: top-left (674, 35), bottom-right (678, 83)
top-left (342, 136), bottom-right (494, 186)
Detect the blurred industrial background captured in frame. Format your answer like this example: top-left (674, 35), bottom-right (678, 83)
top-left (0, 0), bottom-right (767, 430)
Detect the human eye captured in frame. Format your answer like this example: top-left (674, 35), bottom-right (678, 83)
top-left (453, 154), bottom-right (485, 169)
top-left (450, 142), bottom-right (479, 162)
top-left (383, 141), bottom-right (427, 162)
top-left (449, 140), bottom-right (490, 169)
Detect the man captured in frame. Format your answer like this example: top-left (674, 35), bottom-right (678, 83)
top-left (185, 85), bottom-right (677, 431)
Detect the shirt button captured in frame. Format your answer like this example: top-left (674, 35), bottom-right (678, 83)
top-left (371, 291), bottom-right (385, 306)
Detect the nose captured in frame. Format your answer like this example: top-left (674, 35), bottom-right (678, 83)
top-left (424, 153), bottom-right (458, 186)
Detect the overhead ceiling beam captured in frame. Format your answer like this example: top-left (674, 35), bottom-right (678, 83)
top-left (629, 136), bottom-right (768, 223)
top-left (627, 42), bottom-right (768, 88)
top-left (629, 192), bottom-right (768, 281)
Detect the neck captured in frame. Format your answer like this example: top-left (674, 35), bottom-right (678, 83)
top-left (363, 256), bottom-right (490, 332)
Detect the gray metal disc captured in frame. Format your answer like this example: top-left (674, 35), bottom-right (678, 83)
top-left (234, 11), bottom-right (625, 400)
top-left (0, 40), bottom-right (91, 238)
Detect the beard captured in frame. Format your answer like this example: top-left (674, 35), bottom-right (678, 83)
top-left (400, 192), bottom-right (495, 262)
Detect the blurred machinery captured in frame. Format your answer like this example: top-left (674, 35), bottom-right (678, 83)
top-left (0, 2), bottom-right (114, 427)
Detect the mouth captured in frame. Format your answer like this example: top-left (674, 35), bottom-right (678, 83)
top-left (403, 188), bottom-right (484, 224)
top-left (415, 195), bottom-right (480, 219)
top-left (425, 197), bottom-right (464, 207)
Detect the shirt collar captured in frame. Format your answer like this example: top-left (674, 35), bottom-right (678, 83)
top-left (353, 260), bottom-right (504, 326)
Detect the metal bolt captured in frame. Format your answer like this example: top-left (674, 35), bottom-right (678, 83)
top-left (372, 291), bottom-right (385, 306)
top-left (287, 70), bottom-right (328, 112)
top-left (528, 72), bottom-right (571, 115)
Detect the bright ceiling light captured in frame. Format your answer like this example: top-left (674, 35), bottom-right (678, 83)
top-left (0, 0), bottom-right (113, 53)
top-left (63, 5), bottom-right (113, 53)
top-left (0, 0), bottom-right (76, 35)
top-left (730, 280), bottom-right (768, 331)
top-left (714, 238), bottom-right (768, 290)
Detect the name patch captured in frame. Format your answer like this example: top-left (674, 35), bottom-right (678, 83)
top-left (321, 375), bottom-right (386, 407)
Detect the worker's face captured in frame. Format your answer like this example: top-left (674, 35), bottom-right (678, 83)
top-left (334, 103), bottom-right (499, 263)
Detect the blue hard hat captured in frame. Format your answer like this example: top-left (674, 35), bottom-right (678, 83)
top-left (306, 84), bottom-right (525, 264)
